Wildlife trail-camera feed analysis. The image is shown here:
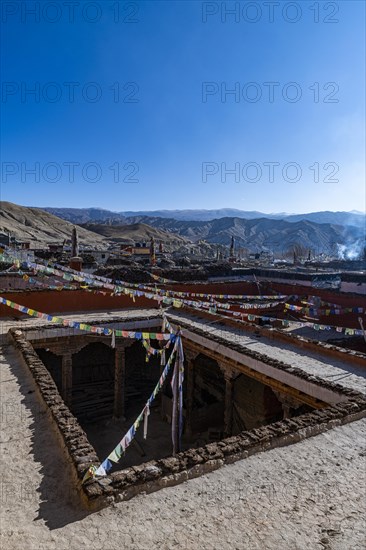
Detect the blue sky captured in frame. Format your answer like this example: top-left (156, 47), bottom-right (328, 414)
top-left (1, 0), bottom-right (365, 213)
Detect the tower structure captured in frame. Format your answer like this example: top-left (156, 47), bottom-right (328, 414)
top-left (70, 226), bottom-right (82, 271)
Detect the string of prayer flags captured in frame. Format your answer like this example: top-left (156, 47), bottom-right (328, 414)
top-left (2, 292), bottom-right (362, 338)
top-left (178, 334), bottom-right (185, 446)
top-left (141, 337), bottom-right (172, 363)
top-left (285, 303), bottom-right (363, 316)
top-left (33, 259), bottom-right (354, 316)
top-left (2, 250), bottom-right (288, 303)
top-left (162, 313), bottom-right (174, 334)
top-left (7, 251), bottom-right (360, 323)
top-left (3, 249), bottom-right (276, 303)
top-left (0, 296), bottom-right (174, 340)
top-left (89, 337), bottom-right (180, 479)
top-left (182, 297), bottom-right (365, 335)
top-left (1, 250), bottom-right (364, 338)
top-left (3, 252), bottom-right (292, 320)
top-left (171, 357), bottom-right (178, 455)
top-left (239, 301), bottom-right (282, 310)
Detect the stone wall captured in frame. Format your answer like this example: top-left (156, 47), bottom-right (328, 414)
top-left (8, 327), bottom-right (366, 511)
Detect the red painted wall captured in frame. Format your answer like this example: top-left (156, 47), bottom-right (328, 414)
top-left (0, 281), bottom-right (364, 329)
top-left (0, 289), bottom-right (156, 318)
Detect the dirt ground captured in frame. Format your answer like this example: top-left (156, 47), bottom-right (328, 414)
top-left (1, 338), bottom-right (365, 550)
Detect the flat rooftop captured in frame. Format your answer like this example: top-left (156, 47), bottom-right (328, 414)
top-left (1, 308), bottom-right (365, 549)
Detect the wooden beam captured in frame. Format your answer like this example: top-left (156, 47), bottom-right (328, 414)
top-left (113, 347), bottom-right (126, 419)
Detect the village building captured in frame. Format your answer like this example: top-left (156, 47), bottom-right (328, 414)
top-left (0, 238), bottom-right (365, 548)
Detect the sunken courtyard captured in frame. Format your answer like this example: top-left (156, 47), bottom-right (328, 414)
top-left (4, 306), bottom-right (366, 509)
top-left (1, 280), bottom-right (365, 548)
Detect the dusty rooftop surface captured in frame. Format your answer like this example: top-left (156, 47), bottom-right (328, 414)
top-left (1, 309), bottom-right (365, 549)
top-left (166, 310), bottom-right (366, 396)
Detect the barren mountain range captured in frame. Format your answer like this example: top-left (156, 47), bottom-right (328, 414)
top-left (80, 211), bottom-right (364, 257)
top-left (108, 216), bottom-right (362, 254)
top-left (0, 202), bottom-right (106, 247)
top-left (0, 202), bottom-right (188, 251)
top-left (41, 206), bottom-right (365, 227)
top-left (80, 222), bottom-right (189, 248)
top-left (0, 202), bottom-right (364, 257)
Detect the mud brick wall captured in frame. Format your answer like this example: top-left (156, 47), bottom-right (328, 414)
top-left (8, 328), bottom-right (366, 511)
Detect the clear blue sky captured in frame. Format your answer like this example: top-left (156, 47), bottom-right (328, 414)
top-left (1, 0), bottom-right (365, 213)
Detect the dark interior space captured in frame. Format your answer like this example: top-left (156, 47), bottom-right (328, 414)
top-left (35, 337), bottom-right (314, 471)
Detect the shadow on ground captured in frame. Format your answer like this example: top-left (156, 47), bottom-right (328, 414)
top-left (1, 343), bottom-right (93, 530)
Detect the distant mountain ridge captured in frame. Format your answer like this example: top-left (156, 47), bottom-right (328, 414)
top-left (5, 203), bottom-right (363, 258)
top-left (39, 207), bottom-right (365, 227)
top-left (39, 207), bottom-right (125, 225)
top-left (111, 216), bottom-right (364, 256)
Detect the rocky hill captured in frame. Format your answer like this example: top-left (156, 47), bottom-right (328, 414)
top-left (81, 222), bottom-right (190, 251)
top-left (0, 202), bottom-right (107, 247)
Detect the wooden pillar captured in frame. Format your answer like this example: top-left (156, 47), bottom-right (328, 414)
top-left (223, 370), bottom-right (234, 437)
top-left (114, 346), bottom-right (126, 419)
top-left (61, 352), bottom-right (73, 406)
top-left (185, 354), bottom-right (195, 437)
top-left (272, 390), bottom-right (299, 421)
top-left (172, 359), bottom-right (179, 455)
top-left (282, 404), bottom-right (291, 420)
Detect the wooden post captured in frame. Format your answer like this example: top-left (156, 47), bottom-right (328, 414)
top-left (114, 346), bottom-right (126, 419)
top-left (61, 352), bottom-right (73, 406)
top-left (282, 404), bottom-right (291, 419)
top-left (185, 355), bottom-right (195, 437)
top-left (272, 390), bottom-right (299, 420)
top-left (358, 317), bottom-right (366, 344)
top-left (224, 371), bottom-right (234, 437)
top-left (172, 358), bottom-right (179, 455)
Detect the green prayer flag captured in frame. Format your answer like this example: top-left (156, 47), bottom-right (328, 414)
top-left (108, 449), bottom-right (120, 463)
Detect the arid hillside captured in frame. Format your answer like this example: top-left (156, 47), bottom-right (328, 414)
top-left (0, 202), bottom-right (107, 247)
